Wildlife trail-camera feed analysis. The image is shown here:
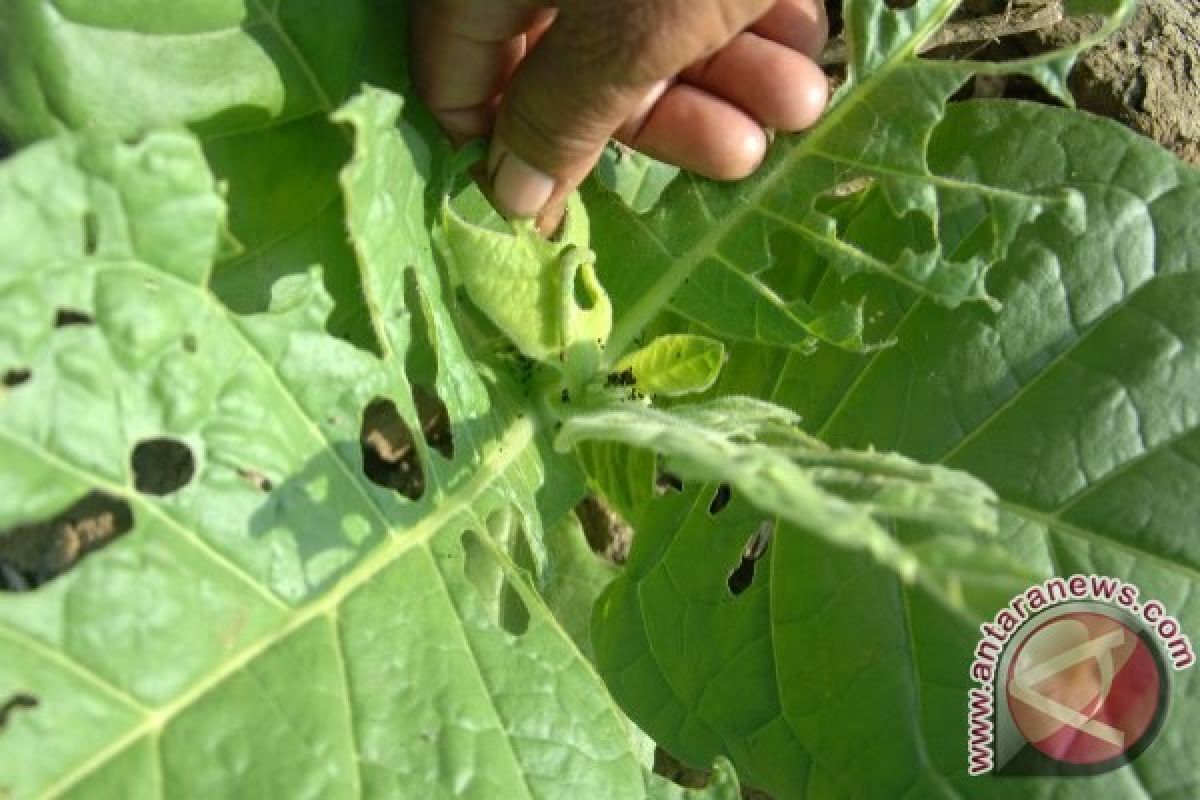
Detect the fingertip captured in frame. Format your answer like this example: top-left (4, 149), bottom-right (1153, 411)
top-left (716, 126), bottom-right (768, 181)
top-left (489, 144), bottom-right (557, 218)
top-left (617, 84), bottom-right (768, 182)
top-left (683, 33), bottom-right (830, 133)
top-left (782, 64), bottom-right (829, 132)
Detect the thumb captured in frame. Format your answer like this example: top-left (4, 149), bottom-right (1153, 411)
top-left (489, 0), bottom-right (771, 228)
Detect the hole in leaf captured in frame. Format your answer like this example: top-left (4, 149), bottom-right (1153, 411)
top-left (182, 333), bottom-right (198, 354)
top-left (0, 491), bottom-right (134, 591)
top-left (656, 471), bottom-right (683, 494)
top-left (131, 438), bottom-right (195, 496)
top-left (414, 385), bottom-right (454, 460)
top-left (0, 693), bottom-right (39, 729)
top-left (360, 398), bottom-right (425, 501)
top-left (54, 308), bottom-right (94, 328)
top-left (708, 483), bottom-right (732, 515)
top-left (82, 211), bottom-right (98, 255)
top-left (728, 521), bottom-right (773, 596)
top-left (575, 495), bottom-right (632, 564)
top-left (998, 74), bottom-right (1067, 107)
top-left (827, 0), bottom-right (844, 38)
top-left (403, 270), bottom-right (456, 461)
top-left (653, 746), bottom-right (713, 789)
top-left (3, 368), bottom-right (31, 388)
top-left (461, 528), bottom-right (530, 636)
top-left (884, 0), bottom-right (916, 8)
top-left (237, 467), bottom-right (273, 492)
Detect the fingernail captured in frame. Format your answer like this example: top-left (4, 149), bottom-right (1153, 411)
top-left (491, 149), bottom-right (555, 218)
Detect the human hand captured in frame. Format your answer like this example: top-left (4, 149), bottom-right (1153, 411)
top-left (410, 0), bottom-right (829, 230)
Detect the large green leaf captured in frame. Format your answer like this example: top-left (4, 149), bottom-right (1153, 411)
top-left (0, 0), bottom-right (416, 348)
top-left (0, 89), bottom-right (737, 799)
top-left (594, 145), bottom-right (681, 216)
top-left (557, 396), bottom-right (1007, 596)
top-left (593, 99), bottom-right (1200, 797)
top-left (588, 0), bottom-right (1133, 357)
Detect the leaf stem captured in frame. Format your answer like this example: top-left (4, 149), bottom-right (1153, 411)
top-left (820, 1), bottom-right (1067, 66)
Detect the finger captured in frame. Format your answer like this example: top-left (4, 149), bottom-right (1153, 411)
top-left (751, 0), bottom-right (829, 58)
top-left (525, 7), bottom-right (556, 49)
top-left (681, 31), bottom-right (828, 131)
top-left (409, 1), bottom-right (541, 142)
top-left (616, 83), bottom-right (768, 180)
top-left (490, 0), bottom-right (774, 223)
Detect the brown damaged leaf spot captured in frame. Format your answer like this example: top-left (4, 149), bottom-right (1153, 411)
top-left (361, 397), bottom-right (425, 501)
top-left (237, 467), bottom-right (273, 492)
top-left (0, 491), bottom-right (134, 591)
top-left (131, 437), bottom-right (195, 496)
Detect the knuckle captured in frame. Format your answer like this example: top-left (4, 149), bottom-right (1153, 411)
top-left (562, 0), bottom-right (772, 86)
top-left (499, 85), bottom-right (614, 172)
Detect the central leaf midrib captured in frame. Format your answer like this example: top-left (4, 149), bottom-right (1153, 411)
top-left (604, 3), bottom-right (958, 356)
top-left (996, 498), bottom-right (1200, 581)
top-left (89, 259), bottom-right (402, 557)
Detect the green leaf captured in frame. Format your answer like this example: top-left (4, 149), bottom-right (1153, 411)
top-left (0, 0), bottom-right (416, 350)
top-left (610, 334), bottom-right (726, 397)
top-left (591, 0), bottom-right (1133, 358)
top-left (574, 441), bottom-right (658, 523)
top-left (594, 144), bottom-right (680, 215)
top-left (539, 513), bottom-right (618, 662)
top-left (0, 91), bottom-right (717, 799)
top-left (557, 397), bottom-right (999, 593)
top-left (593, 100), bottom-right (1200, 796)
top-left (435, 189), bottom-right (613, 367)
top-left (594, 482), bottom-right (1035, 798)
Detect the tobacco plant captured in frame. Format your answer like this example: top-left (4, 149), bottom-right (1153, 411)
top-left (0, 0), bottom-right (1197, 797)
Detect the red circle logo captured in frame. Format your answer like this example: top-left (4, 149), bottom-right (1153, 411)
top-left (1005, 611), bottom-right (1163, 765)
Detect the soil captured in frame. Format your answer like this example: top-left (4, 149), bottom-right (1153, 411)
top-left (1043, 0), bottom-right (1200, 165)
top-left (941, 0), bottom-right (1200, 165)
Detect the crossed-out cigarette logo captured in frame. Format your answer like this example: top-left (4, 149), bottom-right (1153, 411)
top-left (967, 575), bottom-right (1195, 777)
